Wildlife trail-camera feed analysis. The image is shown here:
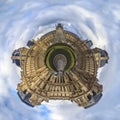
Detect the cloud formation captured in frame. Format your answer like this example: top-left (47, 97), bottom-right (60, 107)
top-left (0, 0), bottom-right (120, 120)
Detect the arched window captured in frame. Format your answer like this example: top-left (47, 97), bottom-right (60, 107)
top-left (85, 93), bottom-right (102, 109)
top-left (27, 40), bottom-right (34, 47)
top-left (13, 59), bottom-right (20, 67)
top-left (100, 60), bottom-right (107, 67)
top-left (87, 94), bottom-right (92, 100)
top-left (12, 49), bottom-right (20, 56)
top-left (101, 50), bottom-right (108, 57)
top-left (85, 40), bottom-right (93, 48)
top-left (17, 91), bottom-right (34, 107)
top-left (12, 49), bottom-right (21, 67)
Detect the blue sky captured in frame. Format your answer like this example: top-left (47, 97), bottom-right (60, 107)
top-left (0, 0), bottom-right (120, 120)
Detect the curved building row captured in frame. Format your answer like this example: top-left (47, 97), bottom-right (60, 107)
top-left (11, 24), bottom-right (109, 108)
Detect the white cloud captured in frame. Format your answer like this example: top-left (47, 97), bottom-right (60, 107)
top-left (0, 0), bottom-right (120, 120)
top-left (21, 2), bottom-right (41, 11)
